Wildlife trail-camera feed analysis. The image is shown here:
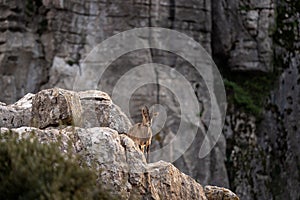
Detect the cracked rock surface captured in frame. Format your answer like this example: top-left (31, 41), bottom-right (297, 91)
top-left (0, 88), bottom-right (239, 200)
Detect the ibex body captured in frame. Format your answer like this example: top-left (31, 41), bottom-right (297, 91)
top-left (127, 106), bottom-right (157, 162)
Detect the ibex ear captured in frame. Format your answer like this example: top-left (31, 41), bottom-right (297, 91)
top-left (142, 106), bottom-right (149, 113)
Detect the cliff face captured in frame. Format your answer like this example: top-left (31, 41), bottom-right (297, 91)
top-left (216, 1), bottom-right (300, 199)
top-left (256, 1), bottom-right (300, 199)
top-left (212, 0), bottom-right (274, 72)
top-left (0, 0), bottom-right (299, 199)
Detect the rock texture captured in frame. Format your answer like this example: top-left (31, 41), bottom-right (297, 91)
top-left (79, 90), bottom-right (132, 134)
top-left (1, 88), bottom-right (131, 133)
top-left (0, 0), bottom-right (299, 199)
top-left (32, 88), bottom-right (82, 128)
top-left (0, 93), bottom-right (34, 128)
top-left (205, 185), bottom-right (240, 200)
top-left (212, 0), bottom-right (275, 72)
top-left (255, 1), bottom-right (300, 199)
top-left (223, 110), bottom-right (270, 200)
top-left (0, 89), bottom-right (239, 200)
top-left (221, 1), bottom-right (300, 200)
top-left (0, 0), bottom-right (227, 191)
top-left (0, 1), bottom-right (48, 104)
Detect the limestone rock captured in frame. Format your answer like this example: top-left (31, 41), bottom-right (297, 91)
top-left (2, 0), bottom-right (296, 199)
top-left (204, 185), bottom-right (240, 200)
top-left (0, 89), bottom-right (239, 199)
top-left (0, 126), bottom-right (210, 200)
top-left (0, 93), bottom-right (34, 128)
top-left (222, 110), bottom-right (266, 200)
top-left (221, 1), bottom-right (300, 199)
top-left (0, 75), bottom-right (17, 104)
top-left (31, 88), bottom-right (82, 128)
top-left (147, 161), bottom-right (207, 200)
top-left (0, 2), bottom-right (48, 104)
top-left (42, 57), bottom-right (79, 90)
top-left (0, 125), bottom-right (241, 200)
top-left (79, 90), bottom-right (132, 133)
top-left (212, 0), bottom-right (275, 72)
top-left (1, 88), bottom-right (131, 133)
top-left (256, 1), bottom-right (300, 198)
top-left (0, 0), bottom-right (228, 191)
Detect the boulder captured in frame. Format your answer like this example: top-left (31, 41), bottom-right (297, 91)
top-left (79, 90), bottom-right (132, 133)
top-left (31, 88), bottom-right (82, 128)
top-left (0, 88), bottom-right (131, 133)
top-left (205, 185), bottom-right (240, 200)
top-left (0, 93), bottom-right (34, 128)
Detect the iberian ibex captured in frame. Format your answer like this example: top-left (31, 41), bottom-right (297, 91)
top-left (127, 106), bottom-right (158, 162)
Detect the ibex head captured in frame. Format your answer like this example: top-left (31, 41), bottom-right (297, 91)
top-left (141, 106), bottom-right (158, 127)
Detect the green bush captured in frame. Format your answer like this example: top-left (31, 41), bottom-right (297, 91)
top-left (0, 132), bottom-right (113, 200)
top-left (224, 79), bottom-right (261, 116)
top-left (223, 70), bottom-right (278, 119)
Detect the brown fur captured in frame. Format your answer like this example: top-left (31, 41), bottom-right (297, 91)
top-left (127, 106), bottom-right (158, 162)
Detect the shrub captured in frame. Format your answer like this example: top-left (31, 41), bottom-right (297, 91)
top-left (0, 132), bottom-right (113, 200)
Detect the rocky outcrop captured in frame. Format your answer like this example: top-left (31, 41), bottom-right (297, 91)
top-left (0, 93), bottom-right (34, 128)
top-left (205, 185), bottom-right (240, 200)
top-left (1, 88), bottom-right (131, 132)
top-left (31, 88), bottom-right (82, 128)
top-left (0, 0), bottom-right (299, 199)
top-left (0, 88), bottom-right (239, 200)
top-left (79, 90), bottom-right (132, 134)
